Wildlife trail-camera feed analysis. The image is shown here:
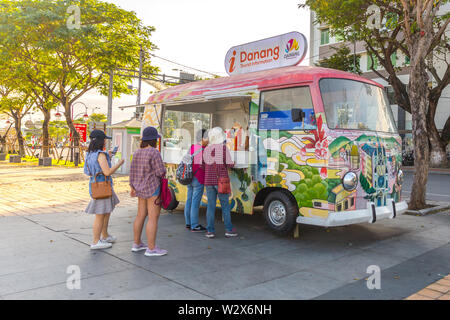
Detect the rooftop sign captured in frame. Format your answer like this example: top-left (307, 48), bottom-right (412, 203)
top-left (225, 31), bottom-right (307, 76)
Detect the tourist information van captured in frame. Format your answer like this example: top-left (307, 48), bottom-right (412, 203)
top-left (141, 32), bottom-right (406, 234)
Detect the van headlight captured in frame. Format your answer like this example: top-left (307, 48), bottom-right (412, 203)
top-left (342, 171), bottom-right (358, 191)
top-left (397, 169), bottom-right (404, 184)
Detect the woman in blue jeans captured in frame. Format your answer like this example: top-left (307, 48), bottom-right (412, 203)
top-left (203, 127), bottom-right (238, 238)
top-left (184, 129), bottom-right (208, 232)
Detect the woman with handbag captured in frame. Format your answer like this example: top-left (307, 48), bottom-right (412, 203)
top-left (203, 127), bottom-right (238, 238)
top-left (84, 130), bottom-right (124, 250)
top-left (129, 126), bottom-right (167, 257)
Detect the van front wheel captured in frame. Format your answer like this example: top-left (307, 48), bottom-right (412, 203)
top-left (263, 191), bottom-right (298, 234)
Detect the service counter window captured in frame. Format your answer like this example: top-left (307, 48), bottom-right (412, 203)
top-left (162, 110), bottom-right (211, 164)
top-left (259, 86), bottom-right (316, 130)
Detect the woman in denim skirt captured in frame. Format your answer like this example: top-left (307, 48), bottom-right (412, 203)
top-left (84, 130), bottom-right (124, 250)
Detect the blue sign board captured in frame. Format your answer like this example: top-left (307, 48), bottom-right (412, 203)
top-left (259, 109), bottom-right (316, 130)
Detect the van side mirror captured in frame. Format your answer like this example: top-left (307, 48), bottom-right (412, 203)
top-left (291, 108), bottom-right (305, 122)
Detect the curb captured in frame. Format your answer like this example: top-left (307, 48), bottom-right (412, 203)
top-left (402, 167), bottom-right (450, 175)
top-left (405, 204), bottom-right (450, 216)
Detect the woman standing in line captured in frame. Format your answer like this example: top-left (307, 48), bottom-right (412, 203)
top-left (203, 127), bottom-right (238, 238)
top-left (184, 129), bottom-right (208, 232)
top-left (84, 130), bottom-right (124, 250)
top-left (129, 126), bottom-right (167, 257)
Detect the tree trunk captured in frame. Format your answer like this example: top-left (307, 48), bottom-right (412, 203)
top-left (408, 59), bottom-right (430, 210)
top-left (64, 103), bottom-right (80, 148)
top-left (13, 116), bottom-right (25, 156)
top-left (0, 124), bottom-right (10, 153)
top-left (0, 136), bottom-right (6, 153)
top-left (41, 108), bottom-right (51, 158)
top-left (427, 99), bottom-right (448, 167)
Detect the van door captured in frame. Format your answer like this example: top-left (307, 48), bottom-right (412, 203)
top-left (257, 86), bottom-right (316, 182)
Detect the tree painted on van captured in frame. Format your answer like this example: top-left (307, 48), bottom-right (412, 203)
top-left (234, 168), bottom-right (252, 201)
top-left (359, 172), bottom-right (376, 201)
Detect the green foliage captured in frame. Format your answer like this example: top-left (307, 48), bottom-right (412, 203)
top-left (291, 165), bottom-right (331, 207)
top-left (235, 198), bottom-right (244, 214)
top-left (266, 174), bottom-right (283, 187)
top-left (88, 113), bottom-right (107, 123)
top-left (277, 152), bottom-right (298, 170)
top-left (48, 120), bottom-right (69, 143)
top-left (326, 178), bottom-right (340, 191)
top-left (0, 0), bottom-right (159, 145)
top-left (359, 172), bottom-right (375, 194)
top-left (251, 181), bottom-right (264, 196)
top-left (316, 45), bottom-right (362, 75)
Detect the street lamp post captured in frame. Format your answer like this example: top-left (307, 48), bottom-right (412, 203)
top-left (71, 101), bottom-right (88, 121)
top-left (54, 108), bottom-right (62, 121)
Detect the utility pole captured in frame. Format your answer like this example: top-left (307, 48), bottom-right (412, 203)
top-left (352, 26), bottom-right (356, 74)
top-left (107, 70), bottom-right (113, 149)
top-left (353, 38), bottom-right (356, 74)
top-left (137, 46), bottom-right (143, 106)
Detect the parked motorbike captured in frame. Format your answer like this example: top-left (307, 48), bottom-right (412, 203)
top-left (402, 150), bottom-right (414, 166)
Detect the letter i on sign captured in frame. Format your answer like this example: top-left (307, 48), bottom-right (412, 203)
top-left (229, 50), bottom-right (236, 73)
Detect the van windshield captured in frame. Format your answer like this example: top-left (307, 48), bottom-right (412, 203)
top-left (319, 78), bottom-right (397, 133)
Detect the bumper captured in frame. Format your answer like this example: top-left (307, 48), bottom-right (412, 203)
top-left (296, 200), bottom-right (408, 227)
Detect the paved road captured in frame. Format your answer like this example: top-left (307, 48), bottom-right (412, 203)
top-left (403, 171), bottom-right (450, 203)
top-left (1, 205), bottom-right (448, 300)
top-left (0, 164), bottom-right (449, 300)
top-left (0, 165), bottom-right (133, 217)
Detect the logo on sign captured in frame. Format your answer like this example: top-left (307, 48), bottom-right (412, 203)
top-left (225, 31), bottom-right (307, 75)
top-left (285, 39), bottom-right (299, 53)
top-left (284, 38), bottom-right (300, 60)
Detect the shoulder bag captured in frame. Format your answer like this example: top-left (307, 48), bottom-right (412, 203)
top-left (217, 144), bottom-right (231, 194)
top-left (87, 162), bottom-right (112, 200)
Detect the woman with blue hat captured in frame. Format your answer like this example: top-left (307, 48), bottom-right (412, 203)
top-left (84, 129), bottom-right (125, 250)
top-left (129, 126), bottom-right (168, 257)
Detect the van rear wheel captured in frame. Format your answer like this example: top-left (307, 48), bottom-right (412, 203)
top-left (263, 190), bottom-right (298, 234)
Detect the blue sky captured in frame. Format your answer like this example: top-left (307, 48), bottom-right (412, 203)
top-left (106, 0), bottom-right (311, 76)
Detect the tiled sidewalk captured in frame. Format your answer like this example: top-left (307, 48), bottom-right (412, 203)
top-left (0, 163), bottom-right (135, 216)
top-left (406, 275), bottom-right (450, 300)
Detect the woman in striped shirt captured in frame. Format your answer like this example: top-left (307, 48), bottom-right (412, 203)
top-left (203, 127), bottom-right (238, 238)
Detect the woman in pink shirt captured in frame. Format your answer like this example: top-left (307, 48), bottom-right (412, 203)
top-left (184, 129), bottom-right (208, 232)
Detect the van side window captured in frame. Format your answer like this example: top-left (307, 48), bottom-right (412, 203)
top-left (259, 86), bottom-right (316, 130)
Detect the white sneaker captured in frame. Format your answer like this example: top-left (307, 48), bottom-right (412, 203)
top-left (101, 235), bottom-right (117, 243)
top-left (90, 240), bottom-right (112, 250)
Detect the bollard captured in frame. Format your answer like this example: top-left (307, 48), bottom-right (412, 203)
top-left (9, 155), bottom-right (21, 163)
top-left (38, 157), bottom-right (52, 166)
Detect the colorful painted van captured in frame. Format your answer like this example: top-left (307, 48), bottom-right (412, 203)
top-left (142, 66), bottom-right (406, 234)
